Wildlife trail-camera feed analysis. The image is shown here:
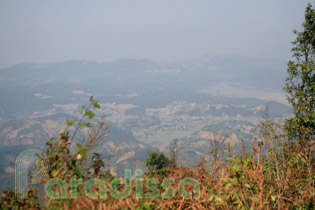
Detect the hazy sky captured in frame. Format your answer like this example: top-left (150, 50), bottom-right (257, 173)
top-left (0, 0), bottom-right (312, 68)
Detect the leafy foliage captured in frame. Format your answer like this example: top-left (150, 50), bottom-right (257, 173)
top-left (145, 151), bottom-right (171, 177)
top-left (0, 188), bottom-right (41, 210)
top-left (284, 3), bottom-right (315, 150)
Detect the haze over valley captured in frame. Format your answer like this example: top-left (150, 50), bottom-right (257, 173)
top-left (0, 55), bottom-right (292, 187)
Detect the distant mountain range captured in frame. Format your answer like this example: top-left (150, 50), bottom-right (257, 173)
top-left (0, 55), bottom-right (288, 118)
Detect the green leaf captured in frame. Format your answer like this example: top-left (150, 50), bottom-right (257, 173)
top-left (85, 110), bottom-right (95, 119)
top-left (76, 143), bottom-right (88, 159)
top-left (67, 118), bottom-right (76, 126)
top-left (79, 121), bottom-right (92, 127)
top-left (244, 184), bottom-right (251, 188)
top-left (214, 196), bottom-right (224, 205)
top-left (74, 166), bottom-right (83, 178)
top-left (93, 102), bottom-right (100, 109)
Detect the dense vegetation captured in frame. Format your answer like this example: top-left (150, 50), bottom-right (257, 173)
top-left (1, 3), bottom-right (315, 210)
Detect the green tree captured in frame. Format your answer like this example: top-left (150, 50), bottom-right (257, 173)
top-left (284, 3), bottom-right (315, 151)
top-left (145, 151), bottom-right (170, 176)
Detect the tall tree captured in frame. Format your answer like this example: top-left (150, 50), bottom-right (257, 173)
top-left (284, 3), bottom-right (315, 150)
